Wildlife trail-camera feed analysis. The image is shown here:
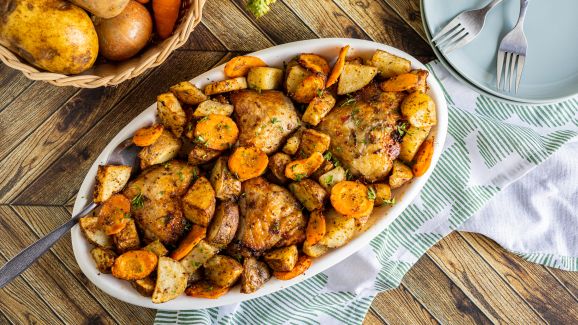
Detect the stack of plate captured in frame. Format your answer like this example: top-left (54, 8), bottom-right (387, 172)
top-left (421, 0), bottom-right (578, 104)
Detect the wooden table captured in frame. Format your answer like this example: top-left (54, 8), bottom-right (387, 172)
top-left (0, 0), bottom-right (576, 324)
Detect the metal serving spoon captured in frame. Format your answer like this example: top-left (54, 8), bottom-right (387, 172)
top-left (0, 137), bottom-right (140, 289)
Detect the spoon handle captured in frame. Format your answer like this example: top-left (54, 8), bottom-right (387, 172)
top-left (0, 202), bottom-right (97, 288)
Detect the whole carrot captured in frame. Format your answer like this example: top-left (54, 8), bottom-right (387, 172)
top-left (153, 0), bottom-right (181, 39)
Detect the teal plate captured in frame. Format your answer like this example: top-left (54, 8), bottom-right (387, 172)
top-left (423, 0), bottom-right (578, 104)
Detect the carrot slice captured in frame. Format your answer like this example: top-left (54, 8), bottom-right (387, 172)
top-left (292, 75), bottom-right (325, 103)
top-left (412, 138), bottom-right (434, 177)
top-left (273, 255), bottom-right (312, 280)
top-left (306, 210), bottom-right (326, 245)
top-left (111, 250), bottom-right (158, 280)
top-left (194, 114), bottom-right (239, 150)
top-left (224, 56), bottom-right (267, 78)
top-left (98, 194), bottom-right (131, 235)
top-left (185, 282), bottom-right (229, 299)
top-left (170, 224), bottom-right (207, 261)
top-left (228, 146), bottom-right (269, 181)
top-left (298, 53), bottom-right (330, 75)
top-left (330, 181), bottom-right (374, 217)
top-left (285, 152), bottom-right (324, 181)
top-left (326, 45), bottom-right (350, 88)
top-left (380, 73), bottom-right (419, 92)
top-left (133, 124), bottom-right (164, 147)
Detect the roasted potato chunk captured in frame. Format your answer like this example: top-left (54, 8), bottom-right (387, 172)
top-left (90, 247), bottom-right (117, 273)
top-left (132, 277), bottom-right (156, 297)
top-left (282, 132), bottom-right (302, 156)
top-left (389, 160), bottom-right (413, 189)
top-left (318, 213), bottom-right (355, 248)
top-left (204, 77), bottom-right (248, 96)
top-left (248, 67), bottom-right (284, 91)
top-left (193, 100), bottom-right (234, 117)
top-left (112, 219), bottom-right (140, 254)
top-left (318, 166), bottom-right (347, 192)
top-left (188, 145), bottom-right (222, 165)
top-left (241, 257), bottom-right (271, 294)
top-left (157, 92), bottom-right (187, 138)
top-left (285, 64), bottom-right (312, 95)
top-left (210, 157), bottom-right (242, 200)
top-left (206, 201), bottom-right (239, 248)
top-left (204, 255), bottom-right (243, 287)
top-left (93, 165), bottom-right (132, 203)
top-left (138, 130), bottom-right (181, 169)
top-left (337, 64), bottom-right (378, 95)
top-left (268, 152), bottom-right (292, 184)
top-left (182, 177), bottom-right (216, 227)
top-left (401, 92), bottom-right (437, 128)
top-left (170, 81), bottom-right (208, 105)
top-left (180, 240), bottom-right (220, 275)
top-left (144, 239), bottom-right (169, 257)
top-left (302, 240), bottom-right (329, 258)
top-left (368, 49), bottom-right (411, 78)
top-left (398, 125), bottom-right (432, 162)
top-left (302, 91), bottom-right (336, 126)
top-left (298, 129), bottom-right (331, 158)
top-left (79, 215), bottom-right (113, 249)
top-left (289, 179), bottom-right (328, 212)
top-left (152, 257), bottom-right (188, 304)
top-left (371, 183), bottom-right (393, 206)
top-left (263, 245), bottom-right (298, 272)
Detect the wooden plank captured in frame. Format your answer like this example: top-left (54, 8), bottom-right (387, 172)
top-left (201, 0), bottom-right (274, 51)
top-left (332, 0), bottom-right (434, 59)
top-left (364, 309), bottom-right (386, 325)
top-left (426, 232), bottom-right (545, 324)
top-left (231, 0), bottom-right (318, 44)
top-left (179, 22), bottom-right (227, 51)
top-left (547, 268), bottom-right (578, 300)
top-left (0, 64), bottom-right (33, 113)
top-left (0, 206), bottom-right (116, 324)
top-left (283, 0), bottom-right (370, 39)
top-left (459, 232), bottom-right (578, 323)
top-left (383, 0), bottom-right (428, 40)
top-left (372, 283), bottom-right (439, 324)
top-left (11, 51), bottom-right (228, 205)
top-left (400, 254), bottom-right (493, 324)
top-left (12, 205), bottom-right (156, 324)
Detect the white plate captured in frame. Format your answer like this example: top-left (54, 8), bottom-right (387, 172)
top-left (72, 38), bottom-right (448, 310)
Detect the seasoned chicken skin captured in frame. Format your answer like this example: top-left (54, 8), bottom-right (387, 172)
top-left (230, 90), bottom-right (300, 154)
top-left (317, 83), bottom-right (404, 182)
top-left (236, 177), bottom-right (306, 251)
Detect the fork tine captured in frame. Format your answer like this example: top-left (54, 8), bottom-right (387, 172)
top-left (432, 17), bottom-right (461, 43)
top-left (442, 33), bottom-right (472, 53)
top-left (434, 25), bottom-right (463, 47)
top-left (509, 54), bottom-right (518, 92)
top-left (436, 28), bottom-right (466, 52)
top-left (496, 51), bottom-right (504, 90)
top-left (515, 56), bottom-right (525, 93)
top-left (502, 52), bottom-right (512, 91)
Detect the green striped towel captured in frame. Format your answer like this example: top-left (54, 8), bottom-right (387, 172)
top-left (155, 61), bottom-right (578, 324)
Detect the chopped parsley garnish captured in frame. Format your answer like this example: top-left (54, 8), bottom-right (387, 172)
top-left (177, 170), bottom-right (185, 181)
top-left (199, 116), bottom-right (209, 122)
top-left (316, 89), bottom-right (325, 97)
top-left (340, 95), bottom-right (356, 107)
top-left (382, 197), bottom-right (396, 206)
top-left (294, 173), bottom-right (306, 181)
top-left (162, 162), bottom-right (171, 169)
top-left (323, 152), bottom-right (332, 161)
top-left (396, 122), bottom-right (409, 137)
top-left (131, 193), bottom-right (144, 209)
top-left (367, 186), bottom-right (376, 200)
top-left (195, 135), bottom-right (208, 147)
top-left (270, 117), bottom-right (279, 124)
top-left (324, 175), bottom-right (334, 185)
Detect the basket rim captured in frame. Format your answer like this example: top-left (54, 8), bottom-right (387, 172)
top-left (0, 0), bottom-right (206, 88)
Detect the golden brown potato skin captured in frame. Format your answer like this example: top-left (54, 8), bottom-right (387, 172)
top-left (268, 152), bottom-right (292, 184)
top-left (210, 157), bottom-right (241, 201)
top-left (241, 257), bottom-right (271, 294)
top-left (0, 0), bottom-right (98, 74)
top-left (237, 177), bottom-right (306, 252)
top-left (204, 255), bottom-right (243, 288)
top-left (70, 0), bottom-right (129, 18)
top-left (289, 179), bottom-right (328, 212)
top-left (263, 245), bottom-right (298, 272)
top-left (206, 201), bottom-right (239, 248)
top-left (230, 90), bottom-right (301, 154)
top-left (90, 247), bottom-right (117, 273)
top-left (112, 219), bottom-right (140, 253)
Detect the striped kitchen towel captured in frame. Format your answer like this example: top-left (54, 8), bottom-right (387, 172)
top-left (155, 61), bottom-right (578, 324)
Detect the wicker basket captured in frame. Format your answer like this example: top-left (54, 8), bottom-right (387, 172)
top-left (0, 0), bottom-right (205, 88)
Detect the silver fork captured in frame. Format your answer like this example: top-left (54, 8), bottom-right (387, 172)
top-left (496, 0), bottom-right (530, 93)
top-left (432, 0), bottom-right (504, 53)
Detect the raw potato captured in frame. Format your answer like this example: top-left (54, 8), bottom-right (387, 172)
top-left (302, 91), bottom-right (336, 126)
top-left (90, 247), bottom-right (117, 273)
top-left (188, 145), bottom-right (222, 165)
top-left (170, 81), bottom-right (208, 105)
top-left (79, 215), bottom-right (113, 249)
top-left (289, 179), bottom-right (328, 212)
top-left (318, 212), bottom-right (355, 248)
top-left (180, 240), bottom-right (220, 275)
top-left (318, 166), bottom-right (347, 192)
top-left (292, 75), bottom-right (325, 104)
top-left (248, 67), bottom-right (284, 90)
top-left (299, 129), bottom-right (331, 157)
top-left (204, 255), bottom-right (243, 287)
top-left (389, 160), bottom-right (413, 189)
top-left (0, 0), bottom-right (99, 74)
top-left (264, 245), bottom-right (298, 272)
top-left (302, 240), bottom-right (329, 258)
top-left (285, 64), bottom-right (312, 95)
top-left (132, 277), bottom-right (155, 297)
top-left (401, 92), bottom-right (437, 128)
top-left (144, 240), bottom-right (169, 257)
top-left (138, 130), bottom-right (181, 169)
top-left (157, 92), bottom-right (187, 137)
top-left (268, 152), bottom-right (292, 184)
top-left (285, 152), bottom-right (325, 181)
top-left (371, 183), bottom-right (392, 206)
top-left (398, 126), bottom-right (432, 162)
top-left (368, 50), bottom-right (412, 78)
top-left (93, 165), bottom-right (132, 203)
top-left (193, 100), bottom-right (234, 117)
top-left (113, 219), bottom-right (140, 253)
top-left (206, 201), bottom-right (239, 248)
top-left (204, 77), bottom-right (248, 96)
top-left (70, 0), bottom-right (129, 18)
top-left (337, 64), bottom-right (378, 95)
top-left (224, 56), bottom-right (267, 78)
top-left (152, 257), bottom-right (188, 304)
top-left (241, 257), bottom-right (271, 294)
top-left (210, 157), bottom-right (242, 200)
top-left (182, 177), bottom-right (216, 226)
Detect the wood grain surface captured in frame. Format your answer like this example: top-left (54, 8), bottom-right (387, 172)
top-left (0, 0), bottom-right (576, 324)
